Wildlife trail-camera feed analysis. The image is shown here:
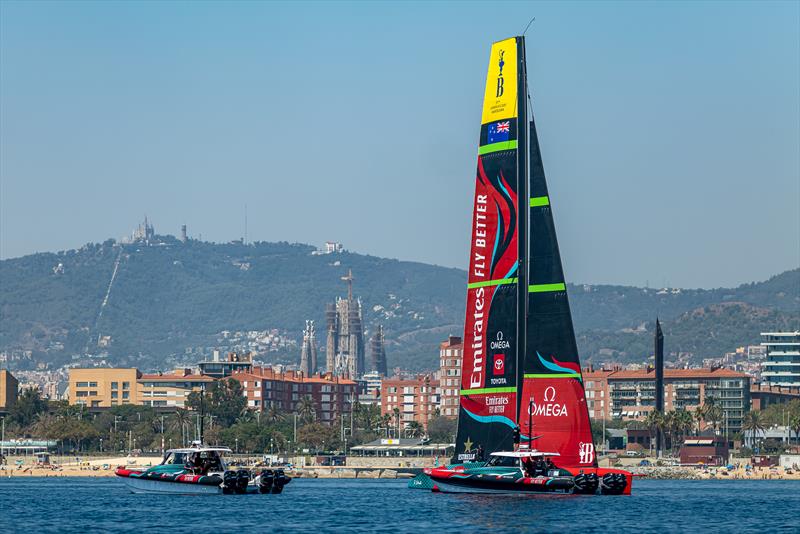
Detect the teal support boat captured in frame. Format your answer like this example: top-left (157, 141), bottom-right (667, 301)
top-left (115, 443), bottom-right (291, 495)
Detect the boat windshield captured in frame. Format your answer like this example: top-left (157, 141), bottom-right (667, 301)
top-left (162, 452), bottom-right (188, 465)
top-left (485, 455), bottom-right (519, 468)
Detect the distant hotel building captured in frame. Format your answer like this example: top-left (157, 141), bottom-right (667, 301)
top-left (438, 336), bottom-right (463, 418)
top-left (583, 367), bottom-right (751, 433)
top-left (760, 332), bottom-right (800, 388)
top-left (381, 375), bottom-right (440, 431)
top-left (232, 368), bottom-right (356, 423)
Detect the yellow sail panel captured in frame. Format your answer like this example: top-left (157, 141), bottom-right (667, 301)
top-left (481, 38), bottom-right (518, 125)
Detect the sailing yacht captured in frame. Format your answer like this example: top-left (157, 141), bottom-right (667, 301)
top-left (421, 36), bottom-right (633, 495)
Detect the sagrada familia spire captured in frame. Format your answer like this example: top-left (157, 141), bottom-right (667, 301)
top-left (370, 324), bottom-right (388, 377)
top-left (325, 269), bottom-right (365, 378)
top-left (300, 320), bottom-right (318, 376)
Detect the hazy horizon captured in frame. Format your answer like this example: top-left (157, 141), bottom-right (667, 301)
top-left (1, 1), bottom-right (798, 289)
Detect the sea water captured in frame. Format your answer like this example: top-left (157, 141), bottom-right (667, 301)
top-left (1, 477), bottom-right (798, 533)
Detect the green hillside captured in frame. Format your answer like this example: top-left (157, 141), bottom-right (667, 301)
top-left (0, 236), bottom-right (797, 371)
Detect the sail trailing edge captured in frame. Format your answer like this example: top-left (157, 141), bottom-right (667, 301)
top-left (519, 117), bottom-right (597, 468)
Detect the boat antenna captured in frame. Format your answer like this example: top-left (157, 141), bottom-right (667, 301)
top-left (522, 16), bottom-right (535, 36)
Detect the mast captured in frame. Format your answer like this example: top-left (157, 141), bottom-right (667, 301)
top-left (515, 36), bottom-right (528, 428)
top-left (655, 318), bottom-right (664, 457)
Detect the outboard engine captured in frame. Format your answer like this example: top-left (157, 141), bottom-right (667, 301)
top-left (600, 473), bottom-right (627, 495)
top-left (270, 469), bottom-right (291, 494)
top-left (258, 469), bottom-right (274, 494)
top-left (572, 473), bottom-right (600, 495)
top-left (235, 469), bottom-right (250, 494)
top-left (222, 470), bottom-right (238, 495)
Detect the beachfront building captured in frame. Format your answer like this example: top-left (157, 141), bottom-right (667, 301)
top-left (438, 336), bottom-right (463, 418)
top-left (138, 369), bottom-right (215, 409)
top-left (68, 368), bottom-right (212, 409)
top-left (761, 332), bottom-right (800, 388)
top-left (68, 368), bottom-right (140, 408)
top-left (0, 369), bottom-right (19, 415)
top-left (583, 367), bottom-right (751, 434)
top-left (231, 367), bottom-right (357, 423)
top-left (380, 375), bottom-right (440, 432)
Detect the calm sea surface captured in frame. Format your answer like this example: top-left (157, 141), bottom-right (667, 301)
top-left (1, 477), bottom-right (798, 533)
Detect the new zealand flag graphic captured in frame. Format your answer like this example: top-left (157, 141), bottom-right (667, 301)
top-left (487, 121), bottom-right (510, 144)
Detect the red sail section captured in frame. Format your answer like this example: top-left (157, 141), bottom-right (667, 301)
top-left (518, 376), bottom-right (595, 467)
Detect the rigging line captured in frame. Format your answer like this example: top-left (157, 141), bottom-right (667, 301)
top-left (522, 17), bottom-right (536, 36)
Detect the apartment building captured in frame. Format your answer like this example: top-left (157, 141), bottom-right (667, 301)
top-left (381, 374), bottom-right (440, 431)
top-left (583, 367), bottom-right (751, 433)
top-left (761, 332), bottom-right (800, 387)
top-left (68, 368), bottom-right (212, 409)
top-left (138, 369), bottom-right (215, 408)
top-left (438, 336), bottom-right (463, 418)
top-left (232, 367), bottom-right (357, 423)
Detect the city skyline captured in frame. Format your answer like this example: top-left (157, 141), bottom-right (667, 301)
top-left (1, 1), bottom-right (798, 289)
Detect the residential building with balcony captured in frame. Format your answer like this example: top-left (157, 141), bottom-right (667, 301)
top-left (583, 367), bottom-right (751, 433)
top-left (232, 367), bottom-right (357, 423)
top-left (438, 336), bottom-right (463, 418)
top-left (381, 375), bottom-right (440, 431)
top-left (68, 368), bottom-right (213, 409)
top-left (761, 332), bottom-right (800, 387)
top-left (138, 369), bottom-right (215, 408)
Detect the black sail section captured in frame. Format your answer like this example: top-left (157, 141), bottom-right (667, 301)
top-left (519, 118), bottom-right (597, 468)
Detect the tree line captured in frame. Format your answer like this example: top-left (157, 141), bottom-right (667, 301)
top-left (2, 380), bottom-right (458, 455)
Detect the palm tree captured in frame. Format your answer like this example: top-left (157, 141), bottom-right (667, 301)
top-left (392, 407), bottom-right (401, 438)
top-left (741, 410), bottom-right (766, 449)
top-left (644, 410), bottom-right (662, 456)
top-left (703, 396), bottom-right (723, 435)
top-left (265, 405), bottom-right (283, 424)
top-left (380, 414), bottom-right (392, 437)
top-left (297, 396), bottom-right (316, 424)
top-left (406, 421), bottom-right (423, 439)
top-left (790, 414), bottom-right (800, 447)
top-left (173, 409), bottom-right (191, 446)
top-left (662, 411), bottom-right (677, 455)
top-left (675, 410), bottom-right (694, 448)
top-left (693, 405), bottom-right (706, 435)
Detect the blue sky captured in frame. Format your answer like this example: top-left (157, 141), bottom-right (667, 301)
top-left (1, 1), bottom-right (798, 288)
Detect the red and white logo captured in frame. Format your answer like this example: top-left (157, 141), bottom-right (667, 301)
top-left (528, 386), bottom-right (568, 417)
top-left (579, 442), bottom-right (595, 464)
top-left (493, 354), bottom-right (505, 375)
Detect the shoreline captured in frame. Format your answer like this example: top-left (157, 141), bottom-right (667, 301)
top-left (3, 465), bottom-right (799, 481)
